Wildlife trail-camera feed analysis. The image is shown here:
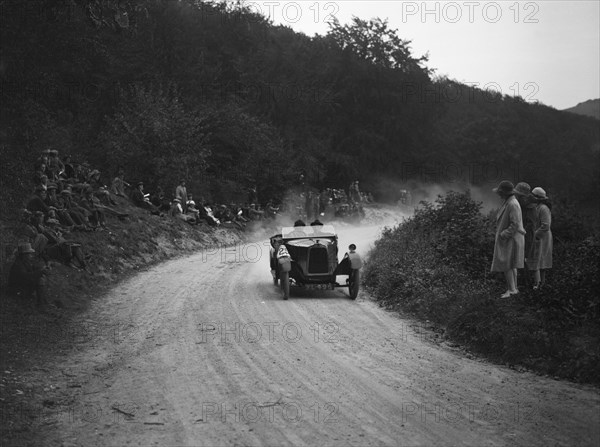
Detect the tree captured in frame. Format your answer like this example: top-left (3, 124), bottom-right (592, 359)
top-left (99, 83), bottom-right (211, 190)
top-left (327, 17), bottom-right (431, 74)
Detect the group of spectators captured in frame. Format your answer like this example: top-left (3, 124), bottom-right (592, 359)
top-left (491, 181), bottom-right (553, 298)
top-left (9, 151), bottom-right (289, 306)
top-left (143, 180), bottom-right (270, 229)
top-left (269, 182), bottom-right (373, 223)
top-left (9, 149), bottom-right (139, 306)
top-left (8, 153), bottom-right (376, 307)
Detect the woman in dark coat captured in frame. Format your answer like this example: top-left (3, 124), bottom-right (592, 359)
top-left (527, 187), bottom-right (553, 289)
top-left (491, 181), bottom-right (526, 298)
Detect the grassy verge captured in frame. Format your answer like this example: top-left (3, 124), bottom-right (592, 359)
top-left (363, 192), bottom-right (600, 384)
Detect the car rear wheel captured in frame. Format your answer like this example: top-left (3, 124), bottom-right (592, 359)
top-left (349, 269), bottom-right (360, 300)
top-left (280, 271), bottom-right (290, 300)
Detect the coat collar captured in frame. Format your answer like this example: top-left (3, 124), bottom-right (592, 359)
top-left (496, 195), bottom-right (513, 221)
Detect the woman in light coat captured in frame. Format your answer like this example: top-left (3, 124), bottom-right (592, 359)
top-left (491, 181), bottom-right (526, 298)
top-left (527, 187), bottom-right (553, 289)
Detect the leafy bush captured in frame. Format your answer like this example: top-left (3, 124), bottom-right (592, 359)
top-left (365, 191), bottom-right (495, 318)
top-left (365, 191), bottom-right (600, 383)
top-left (533, 235), bottom-right (600, 321)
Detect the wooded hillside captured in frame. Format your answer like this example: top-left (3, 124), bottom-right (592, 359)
top-left (1, 0), bottom-right (598, 218)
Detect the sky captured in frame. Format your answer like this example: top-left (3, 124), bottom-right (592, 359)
top-left (244, 0), bottom-right (600, 110)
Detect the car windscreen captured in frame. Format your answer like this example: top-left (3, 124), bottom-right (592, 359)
top-left (281, 225), bottom-right (336, 239)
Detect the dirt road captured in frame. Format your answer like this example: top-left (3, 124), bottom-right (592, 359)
top-left (24, 224), bottom-right (599, 446)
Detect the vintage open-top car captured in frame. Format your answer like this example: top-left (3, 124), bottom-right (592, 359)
top-left (269, 225), bottom-right (362, 300)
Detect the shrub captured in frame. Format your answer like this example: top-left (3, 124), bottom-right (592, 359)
top-left (364, 191), bottom-right (600, 383)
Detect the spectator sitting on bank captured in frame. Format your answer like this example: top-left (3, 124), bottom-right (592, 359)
top-left (186, 193), bottom-right (197, 211)
top-left (45, 209), bottom-right (63, 230)
top-left (27, 186), bottom-right (50, 216)
top-left (150, 186), bottom-right (172, 213)
top-left (186, 196), bottom-right (201, 221)
top-left (215, 204), bottom-right (244, 230)
top-left (8, 242), bottom-right (49, 307)
top-left (194, 199), bottom-right (215, 226)
top-left (132, 182), bottom-right (162, 216)
top-left (59, 188), bottom-right (94, 231)
top-left (73, 162), bottom-right (90, 185)
top-left (61, 155), bottom-right (76, 180)
top-left (87, 170), bottom-right (117, 206)
top-left (91, 188), bottom-right (129, 220)
top-left (231, 204), bottom-right (249, 224)
top-left (111, 169), bottom-right (130, 198)
top-left (33, 211), bottom-right (91, 272)
top-left (71, 164), bottom-right (91, 194)
top-left (34, 149), bottom-right (50, 172)
top-left (79, 188), bottom-right (107, 229)
top-left (265, 200), bottom-right (279, 219)
top-left (169, 198), bottom-right (196, 225)
top-left (202, 202), bottom-right (220, 226)
top-left (44, 183), bottom-right (76, 229)
top-left (86, 169), bottom-right (101, 187)
top-left (248, 203), bottom-right (264, 220)
top-left (33, 167), bottom-right (48, 189)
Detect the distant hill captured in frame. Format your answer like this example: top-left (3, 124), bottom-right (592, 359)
top-left (563, 99), bottom-right (600, 120)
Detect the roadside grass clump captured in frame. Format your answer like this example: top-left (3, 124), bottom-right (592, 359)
top-left (364, 191), bottom-right (600, 383)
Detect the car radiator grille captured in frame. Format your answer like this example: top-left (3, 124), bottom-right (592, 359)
top-left (308, 246), bottom-right (329, 274)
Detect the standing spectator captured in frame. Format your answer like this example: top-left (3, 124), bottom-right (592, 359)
top-left (8, 243), bottom-right (49, 306)
top-left (47, 149), bottom-right (64, 181)
top-left (305, 191), bottom-right (313, 221)
top-left (349, 181), bottom-right (361, 203)
top-left (514, 182), bottom-right (534, 288)
top-left (17, 210), bottom-right (48, 263)
top-left (175, 180), bottom-right (188, 212)
top-left (248, 185), bottom-right (258, 205)
top-left (491, 181), bottom-right (525, 298)
top-left (528, 187), bottom-right (553, 289)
